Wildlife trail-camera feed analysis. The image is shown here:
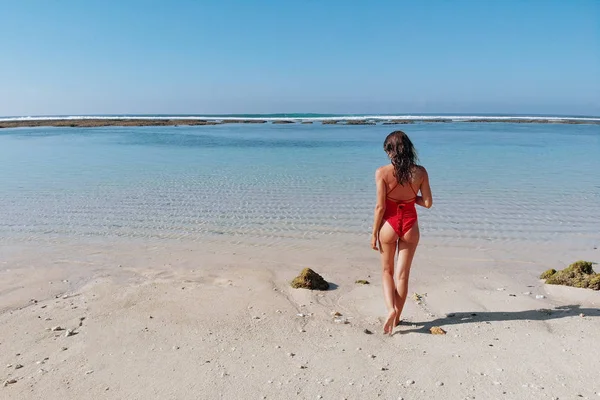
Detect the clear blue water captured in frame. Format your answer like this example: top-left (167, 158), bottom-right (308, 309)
top-left (1, 123), bottom-right (599, 248)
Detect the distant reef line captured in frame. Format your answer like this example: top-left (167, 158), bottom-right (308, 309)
top-left (1, 118), bottom-right (599, 128)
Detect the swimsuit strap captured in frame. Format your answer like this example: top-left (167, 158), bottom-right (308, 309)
top-left (386, 178), bottom-right (419, 203)
top-left (410, 180), bottom-right (418, 197)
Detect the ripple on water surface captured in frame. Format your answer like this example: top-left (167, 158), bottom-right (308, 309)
top-left (0, 123), bottom-right (599, 249)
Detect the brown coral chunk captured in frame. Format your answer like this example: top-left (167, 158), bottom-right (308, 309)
top-left (430, 326), bottom-right (446, 335)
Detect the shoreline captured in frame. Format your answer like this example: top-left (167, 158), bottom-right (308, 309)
top-left (1, 117), bottom-right (600, 128)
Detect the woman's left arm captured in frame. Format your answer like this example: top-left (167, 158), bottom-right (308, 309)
top-left (371, 168), bottom-right (387, 250)
top-left (415, 167), bottom-right (432, 209)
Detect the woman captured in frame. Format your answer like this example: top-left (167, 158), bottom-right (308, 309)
top-left (371, 131), bottom-right (432, 335)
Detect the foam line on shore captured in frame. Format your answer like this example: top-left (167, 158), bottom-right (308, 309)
top-left (1, 114), bottom-right (599, 122)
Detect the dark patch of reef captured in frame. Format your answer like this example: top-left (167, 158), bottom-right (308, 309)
top-left (1, 117), bottom-right (599, 129)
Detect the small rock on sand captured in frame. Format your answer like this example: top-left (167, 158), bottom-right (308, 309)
top-left (85, 370), bottom-right (94, 375)
top-left (406, 380), bottom-right (415, 385)
top-left (331, 311), bottom-right (342, 317)
top-left (430, 326), bottom-right (447, 335)
top-left (15, 364), bottom-right (23, 369)
top-left (3, 379), bottom-right (17, 387)
top-left (65, 329), bottom-right (76, 337)
top-left (51, 326), bottom-right (64, 331)
top-left (363, 329), bottom-right (373, 335)
top-left (436, 381), bottom-right (444, 386)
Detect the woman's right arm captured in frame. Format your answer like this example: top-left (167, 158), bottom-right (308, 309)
top-left (415, 167), bottom-right (432, 208)
top-left (371, 168), bottom-right (387, 250)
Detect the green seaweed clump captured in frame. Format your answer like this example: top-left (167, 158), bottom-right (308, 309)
top-left (542, 261), bottom-right (599, 290)
top-left (588, 274), bottom-right (600, 290)
top-left (355, 280), bottom-right (370, 285)
top-left (539, 269), bottom-right (557, 279)
top-left (290, 268), bottom-right (329, 291)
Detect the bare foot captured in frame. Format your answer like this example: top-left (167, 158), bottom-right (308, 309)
top-left (383, 310), bottom-right (396, 335)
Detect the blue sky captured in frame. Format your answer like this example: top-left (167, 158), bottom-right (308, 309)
top-left (1, 0), bottom-right (598, 116)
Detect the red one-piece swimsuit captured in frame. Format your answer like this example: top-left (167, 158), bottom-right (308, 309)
top-left (382, 182), bottom-right (418, 237)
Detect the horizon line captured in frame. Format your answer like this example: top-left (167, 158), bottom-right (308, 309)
top-left (2, 112), bottom-right (600, 121)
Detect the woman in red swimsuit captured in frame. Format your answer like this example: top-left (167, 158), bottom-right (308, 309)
top-left (371, 131), bottom-right (433, 335)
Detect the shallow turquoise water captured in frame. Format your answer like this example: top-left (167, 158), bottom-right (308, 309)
top-left (1, 123), bottom-right (598, 248)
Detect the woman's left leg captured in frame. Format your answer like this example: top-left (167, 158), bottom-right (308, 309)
top-left (379, 222), bottom-right (399, 335)
top-left (394, 224), bottom-right (420, 325)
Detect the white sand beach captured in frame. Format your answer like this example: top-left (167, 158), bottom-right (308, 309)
top-left (1, 238), bottom-right (599, 400)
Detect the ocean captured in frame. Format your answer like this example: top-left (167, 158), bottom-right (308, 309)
top-left (1, 119), bottom-right (599, 252)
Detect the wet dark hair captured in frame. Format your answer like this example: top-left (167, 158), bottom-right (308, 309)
top-left (383, 130), bottom-right (418, 185)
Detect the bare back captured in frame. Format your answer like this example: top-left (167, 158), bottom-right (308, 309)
top-left (379, 164), bottom-right (425, 202)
